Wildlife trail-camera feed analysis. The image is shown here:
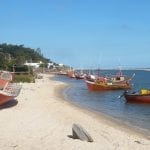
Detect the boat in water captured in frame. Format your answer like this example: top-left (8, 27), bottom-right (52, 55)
top-left (85, 72), bottom-right (134, 91)
top-left (124, 89), bottom-right (150, 103)
top-left (57, 71), bottom-right (67, 75)
top-left (74, 69), bottom-right (85, 79)
top-left (75, 72), bottom-right (86, 79)
top-left (67, 70), bottom-right (76, 78)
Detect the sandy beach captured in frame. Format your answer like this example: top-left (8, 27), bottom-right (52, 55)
top-left (0, 74), bottom-right (150, 150)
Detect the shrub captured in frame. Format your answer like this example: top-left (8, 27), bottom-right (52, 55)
top-left (14, 74), bottom-right (35, 83)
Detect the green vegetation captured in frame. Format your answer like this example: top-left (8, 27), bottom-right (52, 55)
top-left (14, 74), bottom-right (35, 83)
top-left (0, 43), bottom-right (57, 83)
top-left (0, 43), bottom-right (52, 70)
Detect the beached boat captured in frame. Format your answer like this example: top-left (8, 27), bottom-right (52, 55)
top-left (0, 83), bottom-right (22, 106)
top-left (85, 72), bottom-right (134, 91)
top-left (124, 89), bottom-right (150, 103)
top-left (0, 92), bottom-right (14, 106)
top-left (0, 78), bottom-right (9, 90)
top-left (0, 71), bottom-right (12, 90)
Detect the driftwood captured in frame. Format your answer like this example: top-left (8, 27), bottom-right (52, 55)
top-left (72, 123), bottom-right (93, 142)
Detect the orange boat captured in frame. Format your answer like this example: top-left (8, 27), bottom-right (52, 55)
top-left (0, 71), bottom-right (12, 90)
top-left (85, 73), bottom-right (134, 91)
top-left (85, 79), bottom-right (131, 91)
top-left (0, 92), bottom-right (14, 106)
top-left (0, 83), bottom-right (22, 106)
top-left (0, 79), bottom-right (9, 90)
top-left (124, 89), bottom-right (150, 103)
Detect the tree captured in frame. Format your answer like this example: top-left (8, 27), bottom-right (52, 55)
top-left (0, 43), bottom-right (56, 70)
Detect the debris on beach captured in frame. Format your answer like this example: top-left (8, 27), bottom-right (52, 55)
top-left (71, 123), bottom-right (93, 142)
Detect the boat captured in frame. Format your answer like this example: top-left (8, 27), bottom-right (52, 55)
top-left (0, 78), bottom-right (9, 90)
top-left (75, 72), bottom-right (85, 79)
top-left (0, 91), bottom-right (14, 106)
top-left (0, 83), bottom-right (22, 106)
top-left (67, 69), bottom-right (76, 78)
top-left (0, 71), bottom-right (12, 90)
top-left (75, 74), bottom-right (85, 79)
top-left (74, 69), bottom-right (85, 79)
top-left (85, 72), bottom-right (134, 91)
top-left (124, 89), bottom-right (150, 103)
top-left (57, 71), bottom-right (67, 75)
top-left (85, 79), bottom-right (131, 91)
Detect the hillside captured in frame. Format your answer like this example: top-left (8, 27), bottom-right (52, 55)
top-left (0, 43), bottom-right (53, 70)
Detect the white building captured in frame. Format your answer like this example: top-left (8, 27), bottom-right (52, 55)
top-left (24, 61), bottom-right (54, 68)
top-left (24, 61), bottom-right (43, 68)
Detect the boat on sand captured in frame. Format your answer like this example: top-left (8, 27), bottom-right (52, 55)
top-left (0, 83), bottom-right (22, 106)
top-left (0, 71), bottom-right (12, 90)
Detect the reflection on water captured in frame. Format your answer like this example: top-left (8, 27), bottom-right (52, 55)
top-left (53, 70), bottom-right (150, 135)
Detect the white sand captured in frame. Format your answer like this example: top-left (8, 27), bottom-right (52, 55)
top-left (0, 74), bottom-right (150, 150)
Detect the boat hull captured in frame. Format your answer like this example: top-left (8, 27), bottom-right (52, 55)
top-left (0, 79), bottom-right (9, 90)
top-left (0, 93), bottom-right (14, 106)
top-left (67, 71), bottom-right (75, 78)
top-left (85, 80), bottom-right (131, 91)
top-left (75, 75), bottom-right (84, 79)
top-left (124, 94), bottom-right (150, 103)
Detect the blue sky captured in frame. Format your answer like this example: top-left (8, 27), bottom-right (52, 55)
top-left (0, 0), bottom-right (150, 69)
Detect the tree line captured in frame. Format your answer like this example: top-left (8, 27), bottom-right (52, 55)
top-left (0, 43), bottom-right (53, 71)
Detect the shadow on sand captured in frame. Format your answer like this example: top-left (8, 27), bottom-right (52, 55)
top-left (0, 99), bottom-right (18, 109)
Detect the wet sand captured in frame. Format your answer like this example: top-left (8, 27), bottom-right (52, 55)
top-left (0, 74), bottom-right (149, 150)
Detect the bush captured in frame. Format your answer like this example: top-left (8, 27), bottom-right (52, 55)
top-left (14, 74), bottom-right (35, 83)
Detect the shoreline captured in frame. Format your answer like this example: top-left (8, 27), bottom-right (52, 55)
top-left (54, 77), bottom-right (150, 140)
top-left (0, 74), bottom-right (149, 149)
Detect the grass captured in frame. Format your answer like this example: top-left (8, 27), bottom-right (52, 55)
top-left (13, 74), bottom-right (35, 83)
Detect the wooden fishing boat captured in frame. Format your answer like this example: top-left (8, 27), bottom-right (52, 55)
top-left (0, 71), bottom-right (12, 90)
top-left (85, 79), bottom-right (131, 91)
top-left (57, 71), bottom-right (67, 75)
top-left (67, 70), bottom-right (75, 78)
top-left (85, 72), bottom-right (134, 91)
top-left (0, 83), bottom-right (22, 106)
top-left (0, 92), bottom-right (14, 106)
top-left (124, 89), bottom-right (150, 103)
top-left (74, 69), bottom-right (85, 79)
top-left (0, 79), bottom-right (9, 90)
top-left (75, 73), bottom-right (85, 79)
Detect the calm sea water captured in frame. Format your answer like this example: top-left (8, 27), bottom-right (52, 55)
top-left (53, 70), bottom-right (150, 135)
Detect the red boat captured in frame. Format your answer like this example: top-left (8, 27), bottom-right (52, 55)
top-left (85, 73), bottom-right (134, 91)
top-left (0, 83), bottom-right (22, 106)
top-left (85, 79), bottom-right (131, 91)
top-left (0, 79), bottom-right (9, 90)
top-left (0, 92), bottom-right (14, 106)
top-left (0, 71), bottom-right (12, 90)
top-left (124, 89), bottom-right (150, 103)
